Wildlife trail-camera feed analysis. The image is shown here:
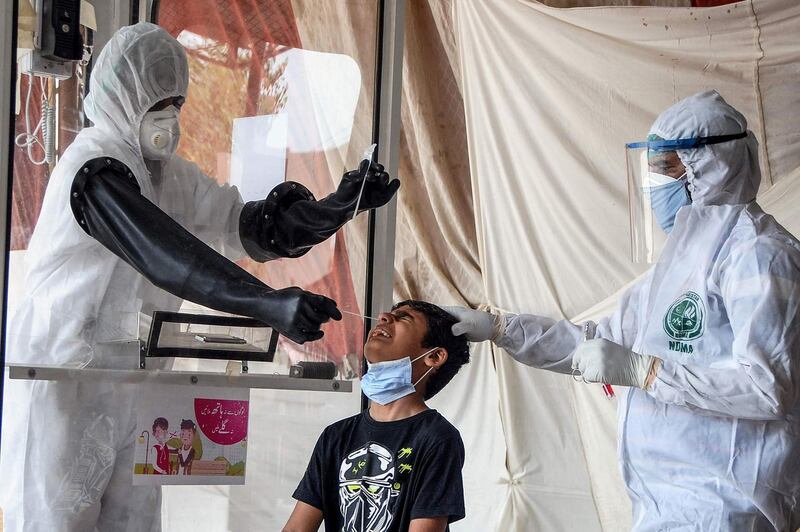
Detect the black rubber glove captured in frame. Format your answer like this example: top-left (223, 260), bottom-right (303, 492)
top-left (259, 286), bottom-right (342, 342)
top-left (70, 157), bottom-right (342, 344)
top-left (239, 160), bottom-right (400, 262)
top-left (333, 160), bottom-right (400, 215)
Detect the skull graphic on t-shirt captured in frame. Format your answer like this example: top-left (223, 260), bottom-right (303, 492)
top-left (338, 442), bottom-right (400, 531)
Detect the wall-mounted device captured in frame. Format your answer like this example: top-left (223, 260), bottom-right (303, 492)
top-left (15, 0), bottom-right (95, 166)
top-left (38, 0), bottom-right (83, 61)
top-left (19, 0), bottom-right (84, 80)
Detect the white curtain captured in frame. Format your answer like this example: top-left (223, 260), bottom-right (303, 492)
top-left (447, 0), bottom-right (800, 530)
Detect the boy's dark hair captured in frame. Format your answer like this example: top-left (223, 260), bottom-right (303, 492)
top-left (392, 300), bottom-right (470, 400)
top-left (153, 417), bottom-right (168, 432)
top-left (180, 419), bottom-right (196, 431)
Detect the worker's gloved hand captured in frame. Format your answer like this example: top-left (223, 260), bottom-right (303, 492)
top-left (332, 160), bottom-right (400, 215)
top-left (258, 287), bottom-right (342, 344)
top-left (444, 306), bottom-right (506, 343)
top-left (572, 338), bottom-right (656, 388)
top-left (238, 162), bottom-right (399, 263)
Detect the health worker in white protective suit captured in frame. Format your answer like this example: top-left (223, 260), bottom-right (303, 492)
top-left (0, 22), bottom-right (398, 532)
top-left (447, 91), bottom-right (800, 531)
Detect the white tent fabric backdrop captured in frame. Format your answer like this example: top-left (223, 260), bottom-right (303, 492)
top-left (439, 0), bottom-right (800, 530)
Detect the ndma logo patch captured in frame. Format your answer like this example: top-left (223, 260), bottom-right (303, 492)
top-left (663, 291), bottom-right (705, 341)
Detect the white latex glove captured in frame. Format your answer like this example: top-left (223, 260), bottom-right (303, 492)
top-left (444, 306), bottom-right (506, 343)
top-left (572, 338), bottom-right (656, 389)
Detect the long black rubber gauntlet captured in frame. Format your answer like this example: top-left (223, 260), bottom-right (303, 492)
top-left (70, 157), bottom-right (341, 344)
top-left (239, 160), bottom-right (400, 261)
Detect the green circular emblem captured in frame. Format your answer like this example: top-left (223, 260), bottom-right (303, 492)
top-left (663, 291), bottom-right (705, 340)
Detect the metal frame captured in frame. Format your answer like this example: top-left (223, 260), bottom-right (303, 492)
top-left (129, 0), bottom-right (150, 24)
top-left (362, 0), bottom-right (405, 409)
top-left (367, 0), bottom-right (405, 335)
top-left (8, 364), bottom-right (352, 392)
top-left (90, 0), bottom-right (137, 54)
top-left (0, 0), bottom-right (20, 446)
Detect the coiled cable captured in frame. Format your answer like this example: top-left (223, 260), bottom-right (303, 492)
top-left (14, 74), bottom-right (52, 166)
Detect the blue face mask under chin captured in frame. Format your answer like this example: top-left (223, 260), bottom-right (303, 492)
top-left (648, 173), bottom-right (691, 233)
top-left (361, 348), bottom-right (438, 406)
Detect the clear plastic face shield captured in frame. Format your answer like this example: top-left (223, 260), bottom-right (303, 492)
top-left (625, 132), bottom-right (747, 263)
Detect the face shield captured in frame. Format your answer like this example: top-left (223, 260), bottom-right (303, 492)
top-left (625, 132), bottom-right (747, 263)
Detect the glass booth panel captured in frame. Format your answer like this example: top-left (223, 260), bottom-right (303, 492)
top-left (3, 0), bottom-right (380, 530)
top-left (159, 3), bottom-right (375, 370)
top-left (156, 1), bottom-right (380, 529)
top-left (164, 36), bottom-right (367, 366)
top-left (159, 1), bottom-right (381, 530)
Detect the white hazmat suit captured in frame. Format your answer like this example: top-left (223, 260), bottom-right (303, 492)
top-left (455, 91), bottom-right (800, 531)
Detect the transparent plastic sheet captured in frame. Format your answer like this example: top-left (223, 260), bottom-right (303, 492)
top-left (626, 147), bottom-right (669, 264)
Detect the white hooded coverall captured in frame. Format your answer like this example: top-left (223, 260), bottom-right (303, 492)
top-left (497, 91), bottom-right (800, 531)
top-left (0, 23), bottom-right (246, 531)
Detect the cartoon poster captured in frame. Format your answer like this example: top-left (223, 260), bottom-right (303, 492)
top-left (133, 385), bottom-right (249, 485)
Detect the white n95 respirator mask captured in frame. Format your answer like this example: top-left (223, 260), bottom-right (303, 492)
top-left (139, 106), bottom-right (181, 160)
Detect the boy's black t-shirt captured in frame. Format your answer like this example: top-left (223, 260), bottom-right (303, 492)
top-left (293, 408), bottom-right (465, 531)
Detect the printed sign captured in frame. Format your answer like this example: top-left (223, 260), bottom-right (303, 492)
top-left (133, 385), bottom-right (249, 485)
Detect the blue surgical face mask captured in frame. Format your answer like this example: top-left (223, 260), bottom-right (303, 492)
top-left (647, 172), bottom-right (690, 233)
top-left (361, 347), bottom-right (438, 406)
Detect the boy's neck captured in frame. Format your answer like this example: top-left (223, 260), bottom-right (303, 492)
top-left (369, 391), bottom-right (429, 422)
